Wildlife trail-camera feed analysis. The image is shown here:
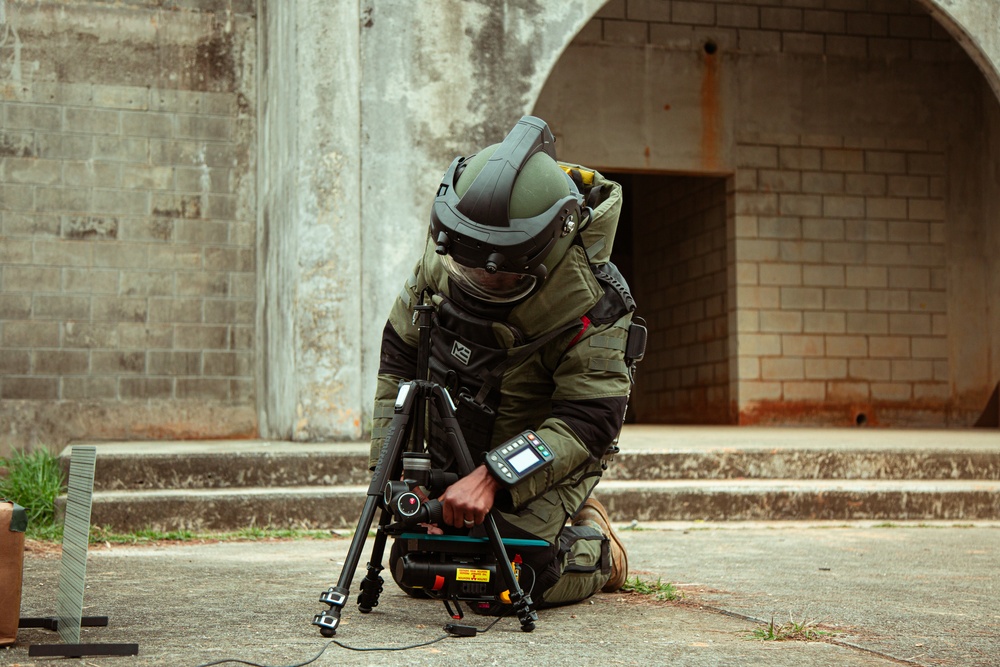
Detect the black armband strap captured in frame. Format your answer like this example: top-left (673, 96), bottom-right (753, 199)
top-left (552, 396), bottom-right (628, 459)
top-left (378, 321), bottom-right (417, 378)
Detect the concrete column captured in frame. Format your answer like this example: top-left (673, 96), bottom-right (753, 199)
top-left (258, 0), bottom-right (362, 440)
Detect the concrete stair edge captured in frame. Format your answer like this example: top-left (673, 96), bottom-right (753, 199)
top-left (66, 444), bottom-right (1000, 491)
top-left (81, 479), bottom-right (1000, 532)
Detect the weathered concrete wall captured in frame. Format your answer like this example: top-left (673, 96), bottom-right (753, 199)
top-left (354, 1), bottom-right (606, 427)
top-left (985, 82), bottom-right (1000, 392)
top-left (947, 71), bottom-right (1000, 411)
top-left (269, 0), bottom-right (998, 436)
top-left (918, 0), bottom-right (1000, 101)
top-left (4, 0), bottom-right (998, 449)
top-left (0, 0), bottom-right (257, 454)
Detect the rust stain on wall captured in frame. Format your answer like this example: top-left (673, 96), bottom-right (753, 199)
top-left (700, 52), bottom-right (721, 172)
top-left (739, 401), bottom-right (880, 427)
top-left (738, 398), bottom-right (969, 427)
top-left (653, 402), bottom-right (734, 425)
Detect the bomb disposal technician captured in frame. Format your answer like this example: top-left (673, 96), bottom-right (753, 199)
top-left (370, 116), bottom-right (645, 610)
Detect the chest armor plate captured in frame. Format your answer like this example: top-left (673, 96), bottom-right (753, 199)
top-left (426, 296), bottom-right (519, 468)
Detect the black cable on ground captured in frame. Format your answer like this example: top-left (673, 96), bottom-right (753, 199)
top-left (193, 632), bottom-right (454, 667)
top-left (194, 641), bottom-right (334, 667)
top-left (330, 633), bottom-right (450, 652)
top-left (195, 564), bottom-right (537, 665)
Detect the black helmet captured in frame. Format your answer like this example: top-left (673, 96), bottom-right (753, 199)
top-left (429, 116), bottom-right (589, 303)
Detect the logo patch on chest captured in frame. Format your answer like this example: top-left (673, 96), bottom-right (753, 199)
top-left (451, 340), bottom-right (472, 365)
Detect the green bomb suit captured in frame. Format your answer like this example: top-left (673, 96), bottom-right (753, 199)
top-left (370, 169), bottom-right (633, 607)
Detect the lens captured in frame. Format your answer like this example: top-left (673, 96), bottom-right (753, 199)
top-left (395, 492), bottom-right (422, 518)
top-left (441, 255), bottom-right (537, 303)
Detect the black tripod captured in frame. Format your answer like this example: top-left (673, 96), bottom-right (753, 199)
top-left (312, 303), bottom-right (539, 636)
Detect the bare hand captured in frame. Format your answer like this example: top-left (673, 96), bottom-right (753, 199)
top-left (437, 465), bottom-right (501, 528)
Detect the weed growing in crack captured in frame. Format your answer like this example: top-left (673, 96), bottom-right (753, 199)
top-left (621, 576), bottom-right (682, 601)
top-left (750, 614), bottom-right (833, 641)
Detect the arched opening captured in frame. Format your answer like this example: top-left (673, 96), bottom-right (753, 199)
top-left (534, 0), bottom-right (1000, 427)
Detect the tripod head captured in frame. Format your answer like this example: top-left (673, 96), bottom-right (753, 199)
top-left (382, 452), bottom-right (458, 529)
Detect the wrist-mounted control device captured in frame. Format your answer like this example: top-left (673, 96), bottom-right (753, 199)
top-left (485, 430), bottom-right (553, 486)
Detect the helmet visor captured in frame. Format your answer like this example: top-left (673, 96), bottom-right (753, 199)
top-left (441, 255), bottom-right (537, 303)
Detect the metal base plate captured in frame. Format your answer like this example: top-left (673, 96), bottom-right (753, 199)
top-left (28, 643), bottom-right (139, 658)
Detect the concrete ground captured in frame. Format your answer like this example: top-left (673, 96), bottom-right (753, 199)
top-left (4, 520), bottom-right (999, 667)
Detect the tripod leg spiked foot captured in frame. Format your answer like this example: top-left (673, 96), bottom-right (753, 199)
top-left (512, 594), bottom-right (538, 632)
top-left (312, 610), bottom-right (340, 637)
top-left (314, 586), bottom-right (348, 636)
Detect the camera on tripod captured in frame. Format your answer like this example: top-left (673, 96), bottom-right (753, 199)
top-left (380, 452), bottom-right (535, 607)
top-left (312, 301), bottom-right (542, 637)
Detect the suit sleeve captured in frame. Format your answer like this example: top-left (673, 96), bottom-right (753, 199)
top-left (504, 313), bottom-right (633, 508)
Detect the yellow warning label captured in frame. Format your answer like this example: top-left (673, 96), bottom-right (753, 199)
top-left (455, 568), bottom-right (491, 583)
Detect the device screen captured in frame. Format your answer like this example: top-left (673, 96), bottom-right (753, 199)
top-left (508, 448), bottom-right (541, 474)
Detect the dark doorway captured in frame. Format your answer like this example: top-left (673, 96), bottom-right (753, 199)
top-left (606, 172), bottom-right (732, 424)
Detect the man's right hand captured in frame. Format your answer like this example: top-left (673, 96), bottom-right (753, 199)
top-left (437, 465), bottom-right (501, 528)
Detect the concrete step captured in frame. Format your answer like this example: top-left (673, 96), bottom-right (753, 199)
top-left (84, 479), bottom-right (1000, 532)
top-left (61, 426), bottom-right (1000, 531)
top-left (68, 441), bottom-right (375, 491)
top-left (64, 427), bottom-right (1000, 491)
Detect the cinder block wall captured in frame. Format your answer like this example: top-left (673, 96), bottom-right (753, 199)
top-left (593, 0), bottom-right (965, 60)
top-left (631, 176), bottom-right (731, 423)
top-left (0, 2), bottom-right (257, 452)
top-left (733, 134), bottom-right (949, 424)
top-left (538, 0), bottom-right (999, 426)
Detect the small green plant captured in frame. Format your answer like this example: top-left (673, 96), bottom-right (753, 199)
top-left (750, 615), bottom-right (831, 641)
top-left (621, 576), bottom-right (682, 601)
top-left (0, 448), bottom-right (66, 540)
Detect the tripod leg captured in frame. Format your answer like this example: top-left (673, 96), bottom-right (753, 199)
top-left (313, 495), bottom-right (380, 636)
top-left (425, 383), bottom-right (540, 631)
top-left (482, 514), bottom-right (538, 632)
top-left (313, 381), bottom-right (420, 636)
top-left (357, 510), bottom-right (392, 613)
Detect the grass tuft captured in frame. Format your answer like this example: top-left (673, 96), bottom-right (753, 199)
top-left (750, 615), bottom-right (832, 641)
top-left (0, 448), bottom-right (65, 540)
top-left (621, 575), bottom-right (682, 601)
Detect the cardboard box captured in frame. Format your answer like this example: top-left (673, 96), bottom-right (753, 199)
top-left (1, 500), bottom-right (27, 646)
